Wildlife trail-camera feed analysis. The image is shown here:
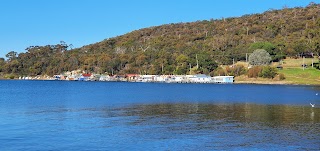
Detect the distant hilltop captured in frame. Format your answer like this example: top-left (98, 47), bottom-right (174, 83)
top-left (1, 3), bottom-right (320, 79)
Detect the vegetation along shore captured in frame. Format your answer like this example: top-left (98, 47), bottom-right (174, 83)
top-left (0, 3), bottom-right (320, 85)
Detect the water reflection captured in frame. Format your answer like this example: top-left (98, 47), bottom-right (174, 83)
top-left (117, 103), bottom-right (320, 125)
top-left (3, 103), bottom-right (320, 150)
top-left (107, 103), bottom-right (320, 150)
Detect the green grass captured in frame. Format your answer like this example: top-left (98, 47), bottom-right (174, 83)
top-left (273, 58), bottom-right (320, 85)
top-left (278, 67), bottom-right (320, 85)
top-left (236, 58), bottom-right (320, 85)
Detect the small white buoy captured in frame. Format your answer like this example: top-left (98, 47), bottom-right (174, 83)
top-left (310, 103), bottom-right (315, 108)
top-left (316, 93), bottom-right (318, 95)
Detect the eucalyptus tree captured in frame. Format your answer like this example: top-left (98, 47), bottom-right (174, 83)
top-left (5, 51), bottom-right (17, 62)
top-left (249, 49), bottom-right (272, 66)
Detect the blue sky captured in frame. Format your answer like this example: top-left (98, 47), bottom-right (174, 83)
top-left (0, 0), bottom-right (319, 58)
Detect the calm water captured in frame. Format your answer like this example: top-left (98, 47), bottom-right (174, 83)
top-left (0, 80), bottom-right (319, 150)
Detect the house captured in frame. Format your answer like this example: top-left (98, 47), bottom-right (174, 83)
top-left (154, 75), bottom-right (167, 82)
top-left (188, 74), bottom-right (212, 83)
top-left (138, 75), bottom-right (156, 82)
top-left (212, 76), bottom-right (234, 83)
top-left (79, 73), bottom-right (92, 81)
top-left (53, 75), bottom-right (62, 80)
top-left (126, 74), bottom-right (140, 82)
top-left (91, 74), bottom-right (101, 81)
top-left (113, 75), bottom-right (127, 81)
top-left (99, 75), bottom-right (111, 81)
top-left (66, 75), bottom-right (79, 81)
top-left (171, 75), bottom-right (187, 83)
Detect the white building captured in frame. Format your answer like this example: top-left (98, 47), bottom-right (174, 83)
top-left (212, 76), bottom-right (234, 83)
top-left (188, 74), bottom-right (212, 83)
top-left (138, 75), bottom-right (156, 82)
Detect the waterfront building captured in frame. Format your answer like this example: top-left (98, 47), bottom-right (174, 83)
top-left (188, 74), bottom-right (212, 83)
top-left (212, 76), bottom-right (234, 83)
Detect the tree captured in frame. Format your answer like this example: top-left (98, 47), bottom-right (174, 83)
top-left (249, 42), bottom-right (285, 62)
top-left (5, 51), bottom-right (17, 62)
top-left (249, 49), bottom-right (272, 66)
top-left (0, 58), bottom-right (5, 72)
top-left (293, 40), bottom-right (307, 57)
top-left (249, 42), bottom-right (276, 54)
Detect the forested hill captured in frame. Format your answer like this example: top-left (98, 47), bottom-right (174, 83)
top-left (1, 3), bottom-right (320, 76)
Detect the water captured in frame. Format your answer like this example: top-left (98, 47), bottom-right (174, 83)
top-left (0, 80), bottom-right (319, 150)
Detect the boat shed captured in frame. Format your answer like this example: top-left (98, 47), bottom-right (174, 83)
top-left (189, 74), bottom-right (212, 83)
top-left (212, 76), bottom-right (234, 83)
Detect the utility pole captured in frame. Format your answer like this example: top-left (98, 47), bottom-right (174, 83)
top-left (246, 53), bottom-right (248, 63)
top-left (196, 54), bottom-right (199, 69)
top-left (161, 64), bottom-right (164, 73)
top-left (303, 56), bottom-right (305, 70)
top-left (233, 58), bottom-right (235, 67)
top-left (189, 63), bottom-right (192, 75)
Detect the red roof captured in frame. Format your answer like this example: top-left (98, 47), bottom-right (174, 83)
top-left (126, 74), bottom-right (139, 77)
top-left (82, 74), bottom-right (92, 77)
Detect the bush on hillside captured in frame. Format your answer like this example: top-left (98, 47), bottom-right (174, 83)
top-left (225, 65), bottom-right (247, 76)
top-left (279, 73), bottom-right (286, 80)
top-left (247, 66), bottom-right (263, 78)
top-left (259, 66), bottom-right (277, 79)
top-left (247, 66), bottom-right (278, 79)
top-left (213, 67), bottom-right (226, 76)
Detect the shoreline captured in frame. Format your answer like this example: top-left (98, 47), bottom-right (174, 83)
top-left (1, 78), bottom-right (320, 86)
top-left (234, 80), bottom-right (320, 86)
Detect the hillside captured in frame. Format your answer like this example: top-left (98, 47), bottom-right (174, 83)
top-left (1, 3), bottom-right (320, 77)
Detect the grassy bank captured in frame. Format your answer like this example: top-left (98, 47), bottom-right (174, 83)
top-left (277, 58), bottom-right (320, 85)
top-left (235, 58), bottom-right (320, 85)
top-left (234, 75), bottom-right (288, 85)
top-left (278, 68), bottom-right (320, 85)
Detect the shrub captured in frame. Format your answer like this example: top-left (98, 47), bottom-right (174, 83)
top-left (314, 62), bottom-right (320, 70)
top-left (279, 73), bottom-right (285, 80)
top-left (259, 66), bottom-right (277, 79)
top-left (214, 67), bottom-right (226, 76)
top-left (226, 65), bottom-right (247, 76)
top-left (4, 74), bottom-right (14, 79)
top-left (247, 66), bottom-right (262, 78)
top-left (247, 66), bottom-right (278, 79)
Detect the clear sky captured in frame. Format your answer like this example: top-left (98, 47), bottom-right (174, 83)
top-left (0, 0), bottom-right (319, 58)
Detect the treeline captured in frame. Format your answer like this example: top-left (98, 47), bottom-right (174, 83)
top-left (1, 3), bottom-right (320, 77)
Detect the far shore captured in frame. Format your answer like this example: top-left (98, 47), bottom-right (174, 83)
top-left (1, 77), bottom-right (320, 86)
